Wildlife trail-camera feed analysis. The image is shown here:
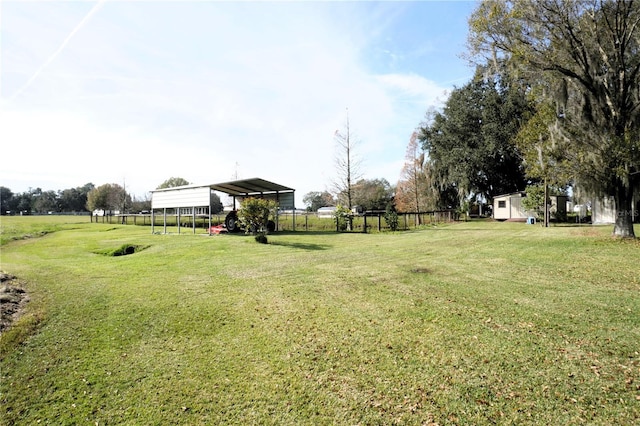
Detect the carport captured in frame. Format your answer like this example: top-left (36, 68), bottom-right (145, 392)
top-left (150, 177), bottom-right (295, 235)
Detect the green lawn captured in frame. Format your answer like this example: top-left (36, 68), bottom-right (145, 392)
top-left (1, 216), bottom-right (639, 425)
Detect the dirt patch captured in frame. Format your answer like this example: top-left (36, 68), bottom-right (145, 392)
top-left (0, 272), bottom-right (29, 334)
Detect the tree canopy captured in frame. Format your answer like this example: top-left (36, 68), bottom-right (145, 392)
top-left (86, 183), bottom-right (129, 213)
top-left (417, 66), bottom-right (530, 207)
top-left (157, 177), bottom-right (190, 189)
top-left (349, 178), bottom-right (394, 211)
top-left (469, 0), bottom-right (640, 237)
top-left (303, 191), bottom-right (335, 212)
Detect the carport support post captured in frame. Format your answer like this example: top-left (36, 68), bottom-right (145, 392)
top-left (151, 210), bottom-right (155, 234)
top-left (163, 208), bottom-right (167, 234)
top-left (192, 207), bottom-right (196, 234)
top-left (177, 209), bottom-right (181, 234)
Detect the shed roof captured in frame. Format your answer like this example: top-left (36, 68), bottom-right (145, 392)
top-left (493, 191), bottom-right (526, 199)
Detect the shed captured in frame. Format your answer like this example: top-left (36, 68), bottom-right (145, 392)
top-left (493, 192), bottom-right (531, 221)
top-left (150, 177), bottom-right (295, 234)
top-left (493, 191), bottom-right (568, 222)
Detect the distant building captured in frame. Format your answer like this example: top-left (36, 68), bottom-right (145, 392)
top-left (93, 209), bottom-right (120, 216)
top-left (317, 206), bottom-right (336, 218)
top-left (493, 191), bottom-right (568, 221)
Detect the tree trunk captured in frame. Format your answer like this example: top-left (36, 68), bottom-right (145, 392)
top-left (544, 179), bottom-right (549, 228)
top-left (613, 184), bottom-right (636, 238)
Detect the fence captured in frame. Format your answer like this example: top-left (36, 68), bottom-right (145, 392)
top-left (91, 210), bottom-right (459, 233)
top-left (275, 210), bottom-right (458, 232)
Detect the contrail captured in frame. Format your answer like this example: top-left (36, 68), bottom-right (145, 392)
top-left (10, 0), bottom-right (107, 101)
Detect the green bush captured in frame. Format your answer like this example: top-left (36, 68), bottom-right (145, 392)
top-left (333, 205), bottom-right (352, 231)
top-left (254, 234), bottom-right (268, 244)
top-left (238, 198), bottom-right (277, 235)
top-left (384, 205), bottom-right (399, 231)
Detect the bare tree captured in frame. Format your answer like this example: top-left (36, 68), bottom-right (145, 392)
top-left (396, 131), bottom-right (436, 222)
top-left (332, 109), bottom-right (363, 211)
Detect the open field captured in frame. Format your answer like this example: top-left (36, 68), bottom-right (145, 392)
top-left (1, 216), bottom-right (639, 425)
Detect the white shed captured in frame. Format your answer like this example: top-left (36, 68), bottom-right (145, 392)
top-left (493, 192), bottom-right (531, 221)
top-left (493, 191), bottom-right (568, 222)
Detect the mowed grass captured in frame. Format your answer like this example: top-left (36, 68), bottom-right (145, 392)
top-left (1, 216), bottom-right (639, 425)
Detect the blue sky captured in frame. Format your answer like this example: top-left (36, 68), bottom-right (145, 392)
top-left (1, 0), bottom-right (478, 207)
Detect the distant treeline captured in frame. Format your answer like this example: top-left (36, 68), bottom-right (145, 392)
top-left (0, 184), bottom-right (151, 215)
top-left (1, 184), bottom-right (95, 215)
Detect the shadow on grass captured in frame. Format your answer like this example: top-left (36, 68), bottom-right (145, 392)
top-left (274, 230), bottom-right (338, 236)
top-left (269, 241), bottom-right (331, 251)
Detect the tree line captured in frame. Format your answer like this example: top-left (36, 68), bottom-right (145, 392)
top-left (1, 184), bottom-right (98, 215)
top-left (0, 178), bottom-right (203, 216)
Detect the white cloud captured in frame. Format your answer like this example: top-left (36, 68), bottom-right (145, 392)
top-left (376, 73), bottom-right (449, 104)
top-left (1, 1), bottom-right (474, 207)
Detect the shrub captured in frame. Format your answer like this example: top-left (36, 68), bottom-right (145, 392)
top-left (238, 198), bottom-right (278, 235)
top-left (384, 205), bottom-right (399, 231)
top-left (333, 205), bottom-right (352, 231)
top-left (254, 234), bottom-right (268, 244)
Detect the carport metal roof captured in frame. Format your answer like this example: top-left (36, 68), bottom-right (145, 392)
top-left (208, 177), bottom-right (294, 197)
top-left (151, 177), bottom-right (295, 197)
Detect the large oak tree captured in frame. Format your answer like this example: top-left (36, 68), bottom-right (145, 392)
top-left (469, 0), bottom-right (640, 237)
top-left (418, 66), bottom-right (529, 208)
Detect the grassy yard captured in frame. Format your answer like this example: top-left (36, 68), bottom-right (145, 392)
top-left (1, 216), bottom-right (639, 425)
